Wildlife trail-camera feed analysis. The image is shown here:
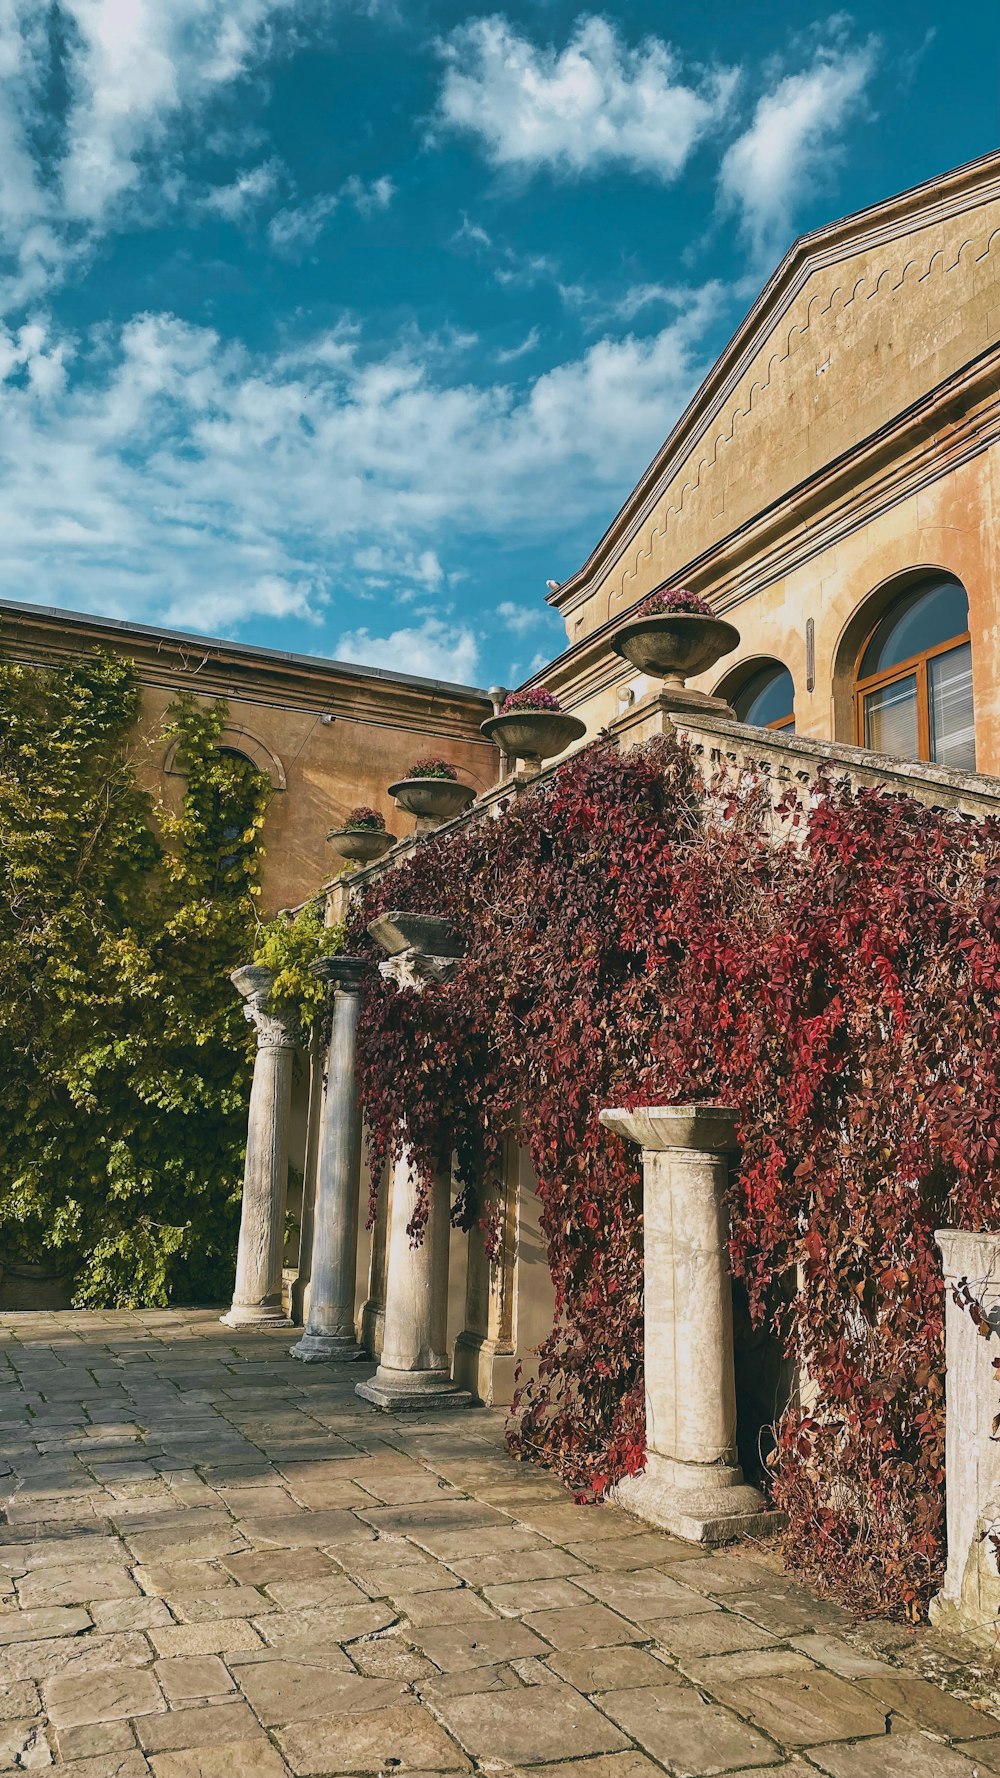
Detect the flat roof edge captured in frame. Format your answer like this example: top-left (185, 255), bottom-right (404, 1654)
top-left (0, 597), bottom-right (491, 703)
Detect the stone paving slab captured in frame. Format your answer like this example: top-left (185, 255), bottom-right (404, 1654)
top-left (1, 1310), bottom-right (1000, 1776)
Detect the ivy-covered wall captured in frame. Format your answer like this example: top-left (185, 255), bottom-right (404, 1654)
top-left (350, 734), bottom-right (1000, 1618)
top-left (0, 650), bottom-right (273, 1307)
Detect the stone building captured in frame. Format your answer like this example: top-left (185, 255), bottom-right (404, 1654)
top-left (0, 597), bottom-right (497, 914)
top-left (9, 150), bottom-right (1000, 1629)
top-left (535, 150), bottom-right (1000, 778)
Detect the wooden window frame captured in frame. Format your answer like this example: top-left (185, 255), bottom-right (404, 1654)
top-left (854, 628), bottom-right (971, 762)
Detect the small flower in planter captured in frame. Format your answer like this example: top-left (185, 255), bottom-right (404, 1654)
top-left (344, 806), bottom-right (386, 832)
top-left (407, 756), bottom-right (459, 780)
top-left (500, 687), bottom-right (564, 714)
top-left (639, 584), bottom-right (716, 618)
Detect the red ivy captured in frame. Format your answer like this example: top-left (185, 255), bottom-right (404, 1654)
top-left (349, 734), bottom-right (1000, 1618)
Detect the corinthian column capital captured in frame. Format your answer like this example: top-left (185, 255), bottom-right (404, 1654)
top-left (231, 965), bottom-right (302, 1049)
top-left (367, 910), bottom-right (463, 993)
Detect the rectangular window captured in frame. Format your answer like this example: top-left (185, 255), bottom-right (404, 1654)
top-left (863, 674), bottom-right (918, 760)
top-left (929, 641), bottom-right (976, 772)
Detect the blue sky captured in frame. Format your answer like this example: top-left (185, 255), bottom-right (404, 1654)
top-left (0, 3), bottom-right (994, 688)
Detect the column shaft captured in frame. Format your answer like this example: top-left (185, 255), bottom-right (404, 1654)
top-left (929, 1229), bottom-right (1000, 1639)
top-left (355, 919), bottom-right (471, 1412)
top-left (356, 1149), bottom-right (469, 1409)
top-left (600, 1104), bottom-right (781, 1543)
top-left (222, 966), bottom-right (299, 1329)
top-left (291, 971), bottom-right (365, 1362)
top-left (644, 1146), bottom-right (738, 1474)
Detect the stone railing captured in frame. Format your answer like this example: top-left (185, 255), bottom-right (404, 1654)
top-left (323, 697), bottom-right (1000, 926)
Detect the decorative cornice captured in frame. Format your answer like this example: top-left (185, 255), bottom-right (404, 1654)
top-left (528, 345), bottom-right (1000, 706)
top-left (551, 149), bottom-right (1000, 617)
top-left (0, 598), bottom-right (495, 743)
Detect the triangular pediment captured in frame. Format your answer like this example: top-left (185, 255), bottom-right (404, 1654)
top-left (554, 151), bottom-right (1000, 631)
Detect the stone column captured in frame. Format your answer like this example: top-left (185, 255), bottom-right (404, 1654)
top-left (930, 1229), bottom-right (1000, 1639)
top-left (290, 1023), bottom-right (324, 1325)
top-left (222, 966), bottom-right (301, 1329)
top-left (356, 911), bottom-right (471, 1412)
top-left (291, 957), bottom-right (369, 1362)
top-left (599, 1105), bottom-right (781, 1543)
top-left (361, 1156), bottom-right (391, 1359)
top-left (453, 1136), bottom-right (518, 1404)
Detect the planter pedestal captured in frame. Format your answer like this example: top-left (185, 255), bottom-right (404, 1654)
top-left (600, 1105), bottom-right (782, 1544)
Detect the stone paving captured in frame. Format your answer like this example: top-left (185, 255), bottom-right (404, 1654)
top-left (2, 1312), bottom-right (1000, 1777)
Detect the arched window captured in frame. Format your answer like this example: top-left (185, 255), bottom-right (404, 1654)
top-left (854, 576), bottom-right (974, 771)
top-left (730, 662), bottom-right (795, 731)
top-left (212, 748), bottom-right (265, 895)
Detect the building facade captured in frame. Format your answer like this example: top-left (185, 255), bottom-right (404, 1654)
top-left (0, 599), bottom-right (498, 914)
top-left (533, 151), bottom-right (1000, 780)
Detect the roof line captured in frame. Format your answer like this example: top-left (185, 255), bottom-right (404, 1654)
top-left (0, 596), bottom-right (490, 702)
top-left (549, 147), bottom-right (1000, 610)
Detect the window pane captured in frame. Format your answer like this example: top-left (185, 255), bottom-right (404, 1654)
top-left (929, 641), bottom-right (976, 772)
top-left (859, 578), bottom-right (969, 677)
top-left (863, 675), bottom-right (918, 759)
top-left (732, 664), bottom-right (795, 727)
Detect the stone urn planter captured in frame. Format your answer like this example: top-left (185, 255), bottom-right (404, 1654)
top-left (326, 825), bottom-right (396, 865)
top-left (0, 1260), bottom-right (75, 1311)
top-left (480, 708), bottom-right (587, 772)
top-left (612, 611), bottom-right (740, 719)
top-left (388, 775), bottom-right (476, 833)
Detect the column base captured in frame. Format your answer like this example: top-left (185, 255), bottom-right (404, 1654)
top-left (452, 1331), bottom-right (516, 1406)
top-left (290, 1331), bottom-right (365, 1363)
top-left (355, 1366), bottom-right (472, 1413)
top-left (220, 1305), bottom-right (293, 1330)
top-left (360, 1301), bottom-right (384, 1360)
top-left (613, 1461), bottom-right (785, 1546)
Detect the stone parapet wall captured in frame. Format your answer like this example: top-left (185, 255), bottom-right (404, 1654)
top-left (673, 711), bottom-right (1000, 822)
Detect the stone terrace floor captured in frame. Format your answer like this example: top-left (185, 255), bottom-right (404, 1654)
top-left (2, 1313), bottom-right (1000, 1778)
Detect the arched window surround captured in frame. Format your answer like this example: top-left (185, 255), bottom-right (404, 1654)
top-left (850, 573), bottom-right (974, 772)
top-left (163, 725), bottom-right (286, 791)
top-left (714, 656), bottom-right (796, 732)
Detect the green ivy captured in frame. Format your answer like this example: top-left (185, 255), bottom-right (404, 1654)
top-left (0, 652), bottom-right (273, 1307)
top-left (252, 902), bottom-right (345, 1023)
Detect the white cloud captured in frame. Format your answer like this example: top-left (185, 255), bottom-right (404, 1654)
top-left (719, 39), bottom-right (878, 258)
top-left (58, 0), bottom-right (307, 225)
top-left (437, 15), bottom-right (736, 180)
top-left (0, 293), bottom-right (719, 645)
top-left (496, 327), bottom-right (540, 365)
top-left (161, 573), bottom-right (324, 633)
top-left (341, 173), bottom-right (395, 214)
top-left (336, 615), bottom-right (481, 683)
top-left (0, 1), bottom-right (324, 309)
top-left (497, 599), bottom-right (544, 636)
top-left (268, 193), bottom-right (340, 255)
top-left (203, 160), bottom-right (283, 222)
top-left (267, 174), bottom-right (395, 256)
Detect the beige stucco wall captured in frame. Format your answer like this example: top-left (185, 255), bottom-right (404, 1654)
top-left (532, 162), bottom-right (1000, 780)
top-left (562, 184), bottom-right (1000, 649)
top-left (550, 441), bottom-right (1000, 775)
top-left (139, 682), bottom-right (498, 912)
